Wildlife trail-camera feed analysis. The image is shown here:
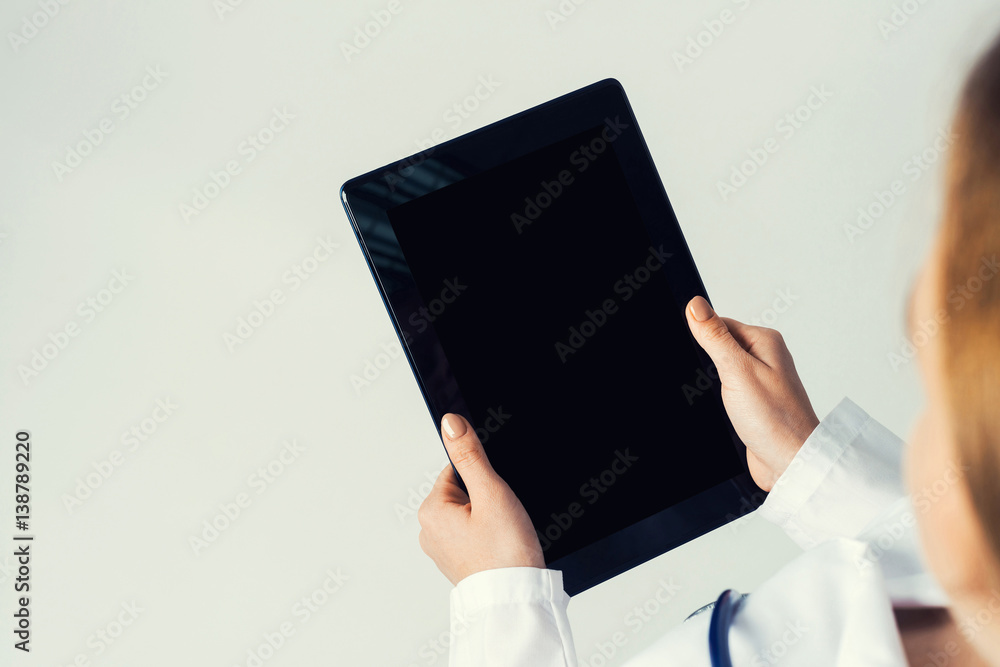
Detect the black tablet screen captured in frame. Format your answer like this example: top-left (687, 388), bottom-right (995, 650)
top-left (387, 124), bottom-right (743, 563)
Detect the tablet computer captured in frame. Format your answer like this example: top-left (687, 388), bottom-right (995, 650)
top-left (341, 79), bottom-right (764, 596)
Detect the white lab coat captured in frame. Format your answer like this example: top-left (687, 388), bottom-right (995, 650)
top-left (446, 398), bottom-right (950, 666)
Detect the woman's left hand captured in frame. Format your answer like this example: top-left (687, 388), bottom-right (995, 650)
top-left (417, 414), bottom-right (545, 585)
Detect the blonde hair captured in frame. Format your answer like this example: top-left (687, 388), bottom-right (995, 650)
top-left (938, 31), bottom-right (1000, 582)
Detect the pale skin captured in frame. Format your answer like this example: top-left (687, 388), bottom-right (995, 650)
top-left (417, 242), bottom-right (999, 665)
top-left (903, 240), bottom-right (1000, 665)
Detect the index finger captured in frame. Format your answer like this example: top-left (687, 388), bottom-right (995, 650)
top-left (426, 464), bottom-right (471, 507)
top-left (721, 317), bottom-right (767, 356)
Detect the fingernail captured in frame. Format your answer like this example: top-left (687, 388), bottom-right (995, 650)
top-left (442, 414), bottom-right (467, 440)
top-left (690, 296), bottom-right (714, 322)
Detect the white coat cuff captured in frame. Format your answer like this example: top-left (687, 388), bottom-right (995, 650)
top-left (448, 567), bottom-right (576, 666)
top-left (757, 396), bottom-right (889, 547)
top-left (451, 566), bottom-right (569, 612)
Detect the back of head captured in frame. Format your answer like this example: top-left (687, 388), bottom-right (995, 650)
top-left (938, 30), bottom-right (1000, 586)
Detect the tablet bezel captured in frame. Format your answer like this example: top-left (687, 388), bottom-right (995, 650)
top-left (341, 78), bottom-right (765, 596)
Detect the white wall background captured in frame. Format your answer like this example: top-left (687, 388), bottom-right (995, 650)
top-left (2, 1), bottom-right (1000, 665)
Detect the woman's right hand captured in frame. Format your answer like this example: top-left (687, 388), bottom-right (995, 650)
top-left (685, 296), bottom-right (820, 491)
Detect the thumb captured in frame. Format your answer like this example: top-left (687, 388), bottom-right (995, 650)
top-left (440, 414), bottom-right (499, 496)
top-left (685, 296), bottom-right (748, 375)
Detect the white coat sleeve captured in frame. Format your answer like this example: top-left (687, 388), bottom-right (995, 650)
top-left (757, 396), bottom-right (949, 606)
top-left (448, 566), bottom-right (576, 667)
